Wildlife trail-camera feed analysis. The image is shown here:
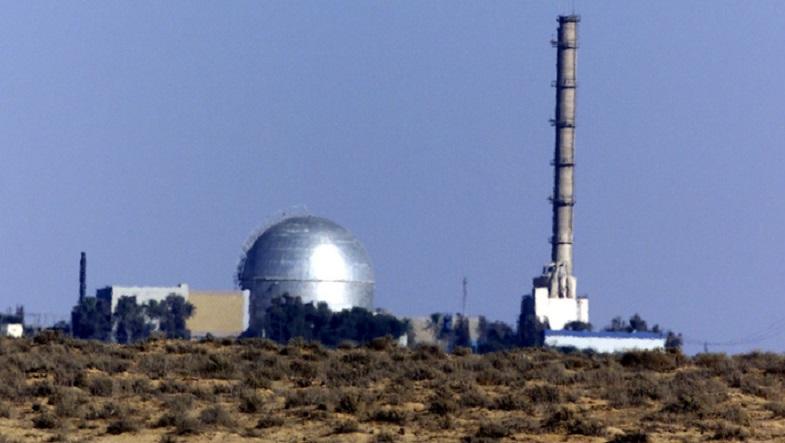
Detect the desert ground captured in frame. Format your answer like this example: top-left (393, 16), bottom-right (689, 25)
top-left (0, 334), bottom-right (782, 442)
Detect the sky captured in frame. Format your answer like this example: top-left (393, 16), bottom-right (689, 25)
top-left (0, 2), bottom-right (783, 354)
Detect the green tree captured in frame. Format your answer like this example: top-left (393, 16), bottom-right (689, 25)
top-left (477, 317), bottom-right (518, 353)
top-left (252, 294), bottom-right (408, 346)
top-left (71, 297), bottom-right (111, 341)
top-left (605, 316), bottom-right (629, 332)
top-left (145, 294), bottom-right (194, 339)
top-left (628, 313), bottom-right (649, 332)
top-left (564, 321), bottom-right (593, 331)
top-left (114, 296), bottom-right (152, 344)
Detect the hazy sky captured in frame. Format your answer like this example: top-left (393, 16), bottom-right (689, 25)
top-left (1, 2), bottom-right (783, 353)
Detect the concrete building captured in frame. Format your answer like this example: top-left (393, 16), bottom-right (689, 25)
top-left (187, 290), bottom-right (249, 338)
top-left (96, 284), bottom-right (190, 313)
top-left (96, 284), bottom-right (249, 338)
top-left (1, 324), bottom-right (23, 338)
top-left (408, 314), bottom-right (482, 351)
top-left (544, 330), bottom-right (666, 353)
top-left (527, 15), bottom-right (589, 330)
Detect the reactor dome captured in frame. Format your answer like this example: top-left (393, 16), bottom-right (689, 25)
top-left (237, 216), bottom-right (374, 328)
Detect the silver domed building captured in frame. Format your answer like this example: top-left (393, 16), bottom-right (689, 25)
top-left (237, 216), bottom-right (374, 331)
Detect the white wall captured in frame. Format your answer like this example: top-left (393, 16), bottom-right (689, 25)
top-left (534, 286), bottom-right (589, 330)
top-left (106, 284), bottom-right (189, 312)
top-left (1, 323), bottom-right (23, 338)
top-left (545, 333), bottom-right (665, 353)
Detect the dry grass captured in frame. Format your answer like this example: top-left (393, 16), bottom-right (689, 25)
top-left (0, 336), bottom-right (783, 441)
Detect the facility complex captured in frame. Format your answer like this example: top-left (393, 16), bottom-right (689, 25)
top-left (54, 15), bottom-right (665, 352)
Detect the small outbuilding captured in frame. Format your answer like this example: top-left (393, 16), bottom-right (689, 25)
top-left (544, 330), bottom-right (666, 353)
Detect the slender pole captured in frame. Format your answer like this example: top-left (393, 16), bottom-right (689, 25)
top-left (79, 252), bottom-right (86, 302)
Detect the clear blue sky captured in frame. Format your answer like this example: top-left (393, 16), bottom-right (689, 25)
top-left (1, 2), bottom-right (783, 353)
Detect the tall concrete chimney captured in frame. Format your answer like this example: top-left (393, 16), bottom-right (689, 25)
top-left (525, 15), bottom-right (588, 332)
top-left (551, 15), bottom-right (579, 280)
top-left (79, 252), bottom-right (86, 302)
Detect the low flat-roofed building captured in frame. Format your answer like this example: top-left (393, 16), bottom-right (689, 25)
top-left (1, 323), bottom-right (23, 338)
top-left (544, 330), bottom-right (666, 353)
top-left (187, 290), bottom-right (249, 338)
top-left (94, 284), bottom-right (249, 338)
top-left (96, 284), bottom-right (189, 313)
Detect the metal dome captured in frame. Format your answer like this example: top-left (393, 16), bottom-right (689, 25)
top-left (238, 216), bottom-right (374, 327)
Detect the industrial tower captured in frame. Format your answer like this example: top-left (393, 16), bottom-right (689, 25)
top-left (530, 15), bottom-right (589, 330)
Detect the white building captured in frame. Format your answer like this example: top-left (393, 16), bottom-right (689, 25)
top-left (531, 264), bottom-right (589, 330)
top-left (544, 330), bottom-right (666, 353)
top-left (1, 323), bottom-right (23, 338)
top-left (96, 284), bottom-right (190, 313)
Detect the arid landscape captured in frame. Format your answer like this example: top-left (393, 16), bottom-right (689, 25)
top-left (0, 334), bottom-right (783, 442)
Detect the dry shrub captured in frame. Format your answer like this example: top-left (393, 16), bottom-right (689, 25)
top-left (334, 388), bottom-right (365, 414)
top-left (367, 336), bottom-right (395, 352)
top-left (736, 352), bottom-right (785, 376)
top-left (173, 413), bottom-right (202, 436)
top-left (242, 370), bottom-right (272, 390)
top-left (199, 404), bottom-right (234, 427)
top-left (619, 351), bottom-right (678, 372)
top-left (373, 432), bottom-right (397, 443)
top-left (661, 371), bottom-right (727, 417)
top-left (87, 375), bottom-right (114, 397)
top-left (0, 402), bottom-right (12, 419)
top-left (238, 389), bottom-right (264, 413)
top-left (453, 346), bottom-right (472, 356)
top-left (413, 344), bottom-right (445, 361)
top-left (139, 354), bottom-right (169, 379)
top-left (332, 418), bottom-right (359, 434)
top-left (193, 352), bottom-right (236, 379)
top-left (32, 412), bottom-right (59, 429)
top-left (157, 378), bottom-right (189, 394)
top-left (369, 407), bottom-right (408, 424)
top-left (290, 360), bottom-right (319, 387)
top-left (52, 361), bottom-right (84, 387)
top-left (710, 421), bottom-right (749, 441)
top-left (605, 373), bottom-right (663, 408)
top-left (284, 387), bottom-right (328, 410)
top-left (736, 372), bottom-right (780, 399)
top-left (475, 420), bottom-right (510, 438)
top-left (718, 404), bottom-right (750, 425)
top-left (107, 417), bottom-right (139, 435)
top-left (694, 353), bottom-right (736, 378)
top-left (85, 401), bottom-right (125, 420)
top-left (566, 415), bottom-right (605, 437)
top-left (428, 395), bottom-right (458, 415)
top-left (529, 361), bottom-right (572, 385)
top-left (541, 406), bottom-right (575, 432)
top-left (459, 387), bottom-right (490, 408)
top-left (157, 407), bottom-right (201, 436)
top-left (256, 415), bottom-right (284, 429)
top-left (525, 383), bottom-right (561, 404)
top-left (0, 367), bottom-right (26, 400)
top-left (607, 431), bottom-right (650, 443)
top-left (492, 392), bottom-right (531, 412)
top-left (28, 380), bottom-right (55, 397)
top-left (765, 401), bottom-right (785, 418)
top-left (51, 388), bottom-right (87, 418)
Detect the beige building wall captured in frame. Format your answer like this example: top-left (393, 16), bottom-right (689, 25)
top-left (187, 290), bottom-right (249, 338)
